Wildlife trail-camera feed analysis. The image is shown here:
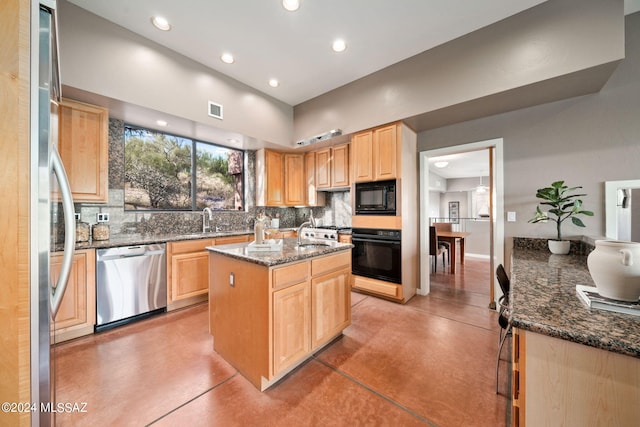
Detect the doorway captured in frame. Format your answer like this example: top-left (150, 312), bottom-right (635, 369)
top-left (419, 139), bottom-right (504, 308)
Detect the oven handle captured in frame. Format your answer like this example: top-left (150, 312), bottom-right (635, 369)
top-left (352, 237), bottom-right (401, 244)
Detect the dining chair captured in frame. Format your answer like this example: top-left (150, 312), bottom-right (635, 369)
top-left (429, 226), bottom-right (448, 272)
top-left (495, 264), bottom-right (511, 394)
top-left (433, 222), bottom-right (452, 264)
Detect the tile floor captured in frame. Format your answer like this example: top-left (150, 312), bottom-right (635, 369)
top-left (54, 257), bottom-right (510, 426)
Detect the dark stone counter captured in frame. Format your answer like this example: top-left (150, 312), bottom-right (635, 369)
top-left (206, 238), bottom-right (353, 267)
top-left (511, 247), bottom-right (640, 358)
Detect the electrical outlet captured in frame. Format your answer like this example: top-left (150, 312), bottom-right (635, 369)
top-left (74, 213), bottom-right (80, 221)
top-left (96, 213), bottom-right (109, 223)
top-left (229, 272), bottom-right (235, 287)
top-left (507, 211), bottom-right (516, 222)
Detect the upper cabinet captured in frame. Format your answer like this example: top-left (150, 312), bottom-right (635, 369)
top-left (316, 143), bottom-right (350, 190)
top-left (351, 123), bottom-right (399, 183)
top-left (284, 153), bottom-right (305, 206)
top-left (257, 148), bottom-right (332, 207)
top-left (256, 149), bottom-right (285, 206)
top-left (304, 152), bottom-right (326, 207)
top-left (58, 98), bottom-right (109, 203)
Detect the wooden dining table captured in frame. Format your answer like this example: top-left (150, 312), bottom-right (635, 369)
top-left (436, 231), bottom-right (471, 274)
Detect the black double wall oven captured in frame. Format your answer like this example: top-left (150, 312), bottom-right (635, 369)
top-left (351, 228), bottom-right (402, 284)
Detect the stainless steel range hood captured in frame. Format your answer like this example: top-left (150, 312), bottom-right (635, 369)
top-left (296, 129), bottom-right (342, 147)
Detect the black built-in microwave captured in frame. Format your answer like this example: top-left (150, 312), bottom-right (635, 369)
top-left (355, 180), bottom-right (396, 215)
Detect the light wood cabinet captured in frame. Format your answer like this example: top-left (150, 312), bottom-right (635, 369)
top-left (256, 149), bottom-right (284, 206)
top-left (58, 98), bottom-right (109, 203)
top-left (167, 239), bottom-right (215, 310)
top-left (209, 248), bottom-right (351, 390)
top-left (51, 249), bottom-right (96, 343)
top-left (273, 281), bottom-right (310, 374)
top-left (351, 123), bottom-right (399, 183)
top-left (257, 149), bottom-right (312, 207)
top-left (512, 328), bottom-right (640, 427)
top-left (284, 153), bottom-right (305, 206)
top-left (304, 151), bottom-right (326, 207)
top-left (316, 144), bottom-right (350, 190)
top-left (373, 124), bottom-right (398, 181)
top-left (351, 130), bottom-right (374, 182)
top-left (311, 267), bottom-right (350, 349)
top-left (338, 234), bottom-right (352, 244)
top-left (167, 235), bottom-right (251, 310)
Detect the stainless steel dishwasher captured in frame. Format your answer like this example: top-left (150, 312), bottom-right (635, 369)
top-left (96, 243), bottom-right (167, 331)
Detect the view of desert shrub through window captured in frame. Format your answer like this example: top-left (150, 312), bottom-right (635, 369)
top-left (124, 125), bottom-right (244, 211)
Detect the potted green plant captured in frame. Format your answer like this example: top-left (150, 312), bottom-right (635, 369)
top-left (528, 180), bottom-right (594, 254)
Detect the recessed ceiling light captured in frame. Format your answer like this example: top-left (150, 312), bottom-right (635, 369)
top-left (151, 16), bottom-right (171, 31)
top-left (282, 0), bottom-right (300, 11)
top-left (332, 39), bottom-right (347, 53)
top-left (434, 161), bottom-right (449, 168)
top-left (156, 120), bottom-right (168, 127)
top-left (269, 79), bottom-right (279, 88)
top-left (220, 53), bottom-right (235, 64)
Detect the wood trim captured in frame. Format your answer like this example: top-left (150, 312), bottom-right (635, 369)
top-left (351, 275), bottom-right (402, 300)
top-left (352, 215), bottom-right (402, 229)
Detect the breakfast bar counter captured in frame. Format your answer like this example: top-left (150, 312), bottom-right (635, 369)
top-left (511, 247), bottom-right (640, 358)
top-left (509, 241), bottom-right (640, 425)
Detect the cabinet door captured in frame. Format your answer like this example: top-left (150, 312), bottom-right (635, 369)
top-left (273, 281), bottom-right (310, 375)
top-left (373, 124), bottom-right (397, 181)
top-left (58, 98), bottom-right (109, 203)
top-left (170, 251), bottom-right (209, 303)
top-left (351, 130), bottom-right (373, 182)
top-left (315, 148), bottom-right (331, 189)
top-left (284, 153), bottom-right (305, 205)
top-left (265, 150), bottom-right (285, 206)
top-left (304, 152), bottom-right (325, 206)
top-left (51, 249), bottom-right (96, 342)
top-left (331, 144), bottom-right (350, 188)
top-left (311, 268), bottom-right (351, 348)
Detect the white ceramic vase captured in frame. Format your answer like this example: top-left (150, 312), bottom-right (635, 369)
top-left (548, 240), bottom-right (571, 255)
top-left (587, 240), bottom-right (640, 301)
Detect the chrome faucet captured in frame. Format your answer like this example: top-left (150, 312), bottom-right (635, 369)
top-left (296, 211), bottom-right (316, 246)
top-left (202, 207), bottom-right (213, 233)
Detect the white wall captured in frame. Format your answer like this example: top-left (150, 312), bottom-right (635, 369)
top-left (417, 12), bottom-right (640, 261)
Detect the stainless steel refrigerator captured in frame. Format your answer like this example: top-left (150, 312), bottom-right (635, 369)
top-left (30, 0), bottom-right (76, 425)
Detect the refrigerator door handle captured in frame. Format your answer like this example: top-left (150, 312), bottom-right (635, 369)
top-left (50, 146), bottom-right (75, 318)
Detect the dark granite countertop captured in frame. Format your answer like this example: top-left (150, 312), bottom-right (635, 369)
top-left (206, 238), bottom-right (353, 267)
top-left (511, 248), bottom-right (640, 358)
top-left (57, 228), bottom-right (296, 251)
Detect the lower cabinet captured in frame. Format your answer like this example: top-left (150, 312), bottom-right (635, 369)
top-left (51, 249), bottom-right (96, 343)
top-left (168, 235), bottom-right (252, 311)
top-left (351, 274), bottom-right (403, 302)
top-left (167, 239), bottom-right (215, 310)
top-left (512, 328), bottom-right (640, 427)
top-left (209, 249), bottom-right (351, 390)
top-left (311, 266), bottom-right (350, 349)
top-left (273, 281), bottom-right (310, 375)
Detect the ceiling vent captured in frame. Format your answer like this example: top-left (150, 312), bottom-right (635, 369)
top-left (208, 101), bottom-right (223, 120)
top-left (296, 129), bottom-right (342, 146)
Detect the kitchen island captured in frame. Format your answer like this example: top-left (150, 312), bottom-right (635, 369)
top-left (207, 238), bottom-right (353, 391)
top-left (510, 242), bottom-right (640, 426)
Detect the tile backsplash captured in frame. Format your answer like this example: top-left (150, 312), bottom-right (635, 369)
top-left (74, 119), bottom-right (351, 238)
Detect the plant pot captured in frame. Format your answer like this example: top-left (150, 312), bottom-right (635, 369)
top-left (548, 240), bottom-right (570, 255)
top-left (587, 240), bottom-right (640, 301)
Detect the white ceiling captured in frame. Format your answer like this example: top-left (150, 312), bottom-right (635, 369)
top-left (429, 150), bottom-right (490, 179)
top-left (66, 0), bottom-right (557, 106)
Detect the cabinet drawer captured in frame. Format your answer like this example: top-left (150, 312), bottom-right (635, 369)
top-left (272, 261), bottom-right (309, 289)
top-left (351, 275), bottom-right (401, 299)
top-left (170, 239), bottom-right (214, 255)
top-left (216, 235), bottom-right (251, 245)
top-left (311, 251), bottom-right (351, 276)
